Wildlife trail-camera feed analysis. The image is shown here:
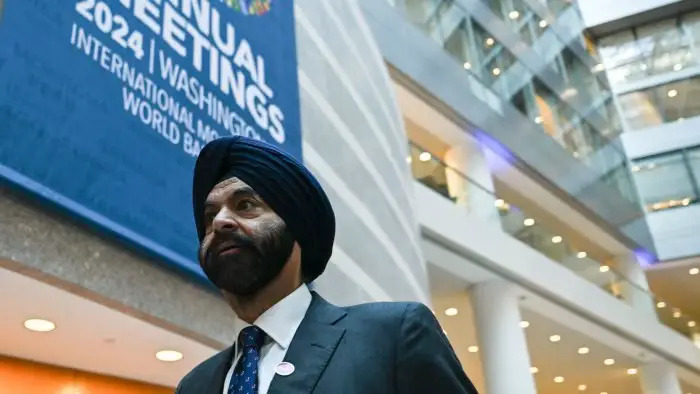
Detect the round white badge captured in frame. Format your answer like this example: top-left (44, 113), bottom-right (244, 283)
top-left (275, 362), bottom-right (295, 376)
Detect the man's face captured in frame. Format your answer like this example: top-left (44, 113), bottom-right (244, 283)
top-left (199, 177), bottom-right (295, 296)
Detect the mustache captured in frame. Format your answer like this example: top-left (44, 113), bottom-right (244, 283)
top-left (207, 232), bottom-right (257, 258)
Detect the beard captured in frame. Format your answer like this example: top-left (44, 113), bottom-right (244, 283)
top-left (200, 223), bottom-right (295, 296)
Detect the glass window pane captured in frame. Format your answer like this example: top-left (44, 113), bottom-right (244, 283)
top-left (632, 153), bottom-right (696, 210)
top-left (687, 147), bottom-right (700, 188)
top-left (618, 89), bottom-right (664, 130)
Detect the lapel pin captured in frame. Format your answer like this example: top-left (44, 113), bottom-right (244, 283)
top-left (275, 361), bottom-right (295, 376)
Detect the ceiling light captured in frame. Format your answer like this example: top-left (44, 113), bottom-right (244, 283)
top-left (520, 320), bottom-right (530, 328)
top-left (23, 318), bottom-right (56, 333)
top-left (600, 265), bottom-right (610, 273)
top-left (690, 268), bottom-right (699, 275)
top-left (668, 89), bottom-right (678, 98)
top-left (577, 252), bottom-right (587, 259)
top-left (674, 63), bottom-right (683, 71)
top-left (524, 218), bottom-right (535, 226)
top-left (549, 334), bottom-right (561, 342)
top-left (604, 358), bottom-right (615, 366)
top-left (627, 368), bottom-right (638, 375)
top-left (486, 37), bottom-right (495, 46)
top-left (640, 64), bottom-right (648, 71)
top-left (657, 301), bottom-right (666, 308)
top-left (689, 321), bottom-right (696, 328)
top-left (495, 199), bottom-right (505, 208)
top-left (406, 156), bottom-right (412, 163)
top-left (492, 67), bottom-right (501, 76)
top-left (552, 236), bottom-right (562, 243)
top-left (592, 64), bottom-right (605, 72)
top-left (673, 310), bottom-right (682, 318)
top-left (530, 366), bottom-right (539, 374)
top-left (445, 308), bottom-right (458, 316)
top-left (509, 10), bottom-right (520, 19)
top-left (578, 347), bottom-right (590, 354)
top-left (534, 116), bottom-right (543, 124)
top-left (601, 392), bottom-right (608, 394)
top-left (578, 384), bottom-right (587, 391)
top-left (631, 165), bottom-right (640, 172)
top-left (683, 198), bottom-right (691, 206)
top-left (155, 350), bottom-right (183, 362)
top-left (539, 20), bottom-right (548, 28)
top-left (419, 152), bottom-right (431, 162)
top-left (464, 62), bottom-right (472, 69)
top-left (554, 376), bottom-right (565, 383)
top-left (468, 345), bottom-right (479, 353)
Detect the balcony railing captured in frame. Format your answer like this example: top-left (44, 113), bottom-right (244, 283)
top-left (408, 141), bottom-right (700, 342)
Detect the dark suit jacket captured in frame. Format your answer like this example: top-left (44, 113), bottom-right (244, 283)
top-left (176, 292), bottom-right (478, 394)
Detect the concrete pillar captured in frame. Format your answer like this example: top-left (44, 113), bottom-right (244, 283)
top-left (639, 362), bottom-right (683, 394)
top-left (444, 142), bottom-right (498, 223)
top-left (470, 281), bottom-right (537, 394)
top-left (615, 254), bottom-right (658, 319)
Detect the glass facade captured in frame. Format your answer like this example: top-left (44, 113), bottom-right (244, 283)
top-left (631, 146), bottom-right (700, 212)
top-left (598, 14), bottom-right (700, 86)
top-left (618, 76), bottom-right (700, 130)
top-left (393, 0), bottom-right (643, 207)
top-left (598, 12), bottom-right (700, 131)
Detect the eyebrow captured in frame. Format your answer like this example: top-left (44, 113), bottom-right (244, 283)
top-left (204, 186), bottom-right (257, 209)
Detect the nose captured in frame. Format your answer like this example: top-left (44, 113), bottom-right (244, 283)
top-left (212, 208), bottom-right (239, 234)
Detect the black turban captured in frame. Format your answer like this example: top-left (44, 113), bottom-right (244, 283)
top-left (192, 136), bottom-right (335, 283)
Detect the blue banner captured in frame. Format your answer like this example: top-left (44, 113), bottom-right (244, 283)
top-left (0, 0), bottom-right (302, 279)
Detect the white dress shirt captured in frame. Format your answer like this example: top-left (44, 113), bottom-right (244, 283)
top-left (222, 284), bottom-right (312, 394)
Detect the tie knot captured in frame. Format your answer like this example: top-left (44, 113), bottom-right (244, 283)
top-left (239, 326), bottom-right (265, 349)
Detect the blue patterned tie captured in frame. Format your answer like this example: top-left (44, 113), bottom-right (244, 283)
top-left (228, 326), bottom-right (266, 394)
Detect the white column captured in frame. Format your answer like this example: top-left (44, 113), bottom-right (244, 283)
top-left (615, 254), bottom-right (658, 319)
top-left (470, 281), bottom-right (537, 394)
top-left (639, 362), bottom-right (683, 394)
top-left (444, 142), bottom-right (498, 223)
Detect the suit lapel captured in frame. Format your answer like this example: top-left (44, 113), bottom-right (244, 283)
top-left (267, 293), bottom-right (347, 394)
top-left (202, 346), bottom-right (234, 394)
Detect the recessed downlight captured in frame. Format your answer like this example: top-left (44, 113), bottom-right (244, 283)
top-left (549, 334), bottom-right (561, 342)
top-left (554, 376), bottom-right (564, 383)
top-left (156, 350), bottom-right (183, 362)
top-left (509, 11), bottom-right (520, 19)
top-left (530, 366), bottom-right (539, 374)
top-left (668, 89), bottom-right (678, 98)
top-left (627, 368), bottom-right (638, 375)
top-left (419, 152), bottom-right (432, 162)
top-left (578, 347), bottom-right (590, 355)
top-left (551, 236), bottom-right (562, 243)
top-left (688, 321), bottom-right (696, 328)
top-left (520, 320), bottom-right (530, 328)
top-left (604, 358), bottom-right (615, 366)
top-left (578, 384), bottom-right (587, 391)
top-left (657, 301), bottom-right (666, 308)
top-left (524, 218), bottom-right (535, 226)
top-left (445, 308), bottom-right (458, 316)
top-left (539, 20), bottom-right (548, 28)
top-left (577, 251), bottom-right (588, 258)
top-left (468, 345), bottom-right (479, 353)
top-left (23, 318), bottom-right (56, 332)
top-left (690, 268), bottom-right (699, 275)
top-left (599, 265), bottom-right (610, 273)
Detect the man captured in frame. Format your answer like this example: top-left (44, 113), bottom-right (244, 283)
top-left (177, 136), bottom-right (478, 394)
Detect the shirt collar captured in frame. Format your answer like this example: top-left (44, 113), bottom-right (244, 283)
top-left (232, 284), bottom-right (312, 352)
